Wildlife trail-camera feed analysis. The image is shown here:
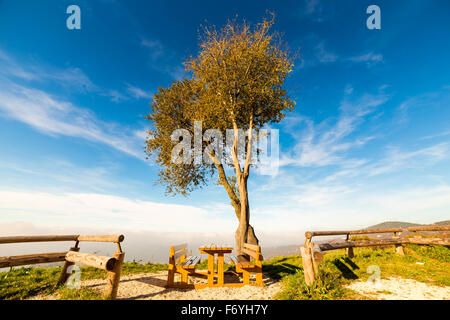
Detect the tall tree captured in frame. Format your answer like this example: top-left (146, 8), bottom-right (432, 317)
top-left (145, 15), bottom-right (295, 256)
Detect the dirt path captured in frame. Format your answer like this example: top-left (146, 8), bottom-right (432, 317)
top-left (346, 277), bottom-right (450, 300)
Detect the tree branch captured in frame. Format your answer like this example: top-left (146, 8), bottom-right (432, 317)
top-left (205, 150), bottom-right (241, 219)
top-left (244, 115), bottom-right (254, 176)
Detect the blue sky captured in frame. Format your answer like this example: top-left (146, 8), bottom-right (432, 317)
top-left (0, 0), bottom-right (449, 243)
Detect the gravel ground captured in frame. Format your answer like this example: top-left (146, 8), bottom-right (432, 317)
top-left (30, 270), bottom-right (282, 300)
top-left (29, 272), bottom-right (450, 300)
top-left (346, 277), bottom-right (450, 300)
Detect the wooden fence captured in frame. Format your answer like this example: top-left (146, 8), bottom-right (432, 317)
top-left (0, 234), bottom-right (125, 299)
top-left (301, 225), bottom-right (450, 286)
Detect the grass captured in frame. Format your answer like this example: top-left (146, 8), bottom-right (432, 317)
top-left (0, 260), bottom-right (168, 300)
top-left (1, 245), bottom-right (448, 300)
top-left (265, 244), bottom-right (450, 300)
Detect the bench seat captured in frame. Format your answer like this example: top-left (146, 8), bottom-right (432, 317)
top-left (229, 243), bottom-right (263, 286)
top-left (229, 255), bottom-right (254, 268)
top-left (179, 255), bottom-right (201, 268)
top-left (167, 243), bottom-right (201, 287)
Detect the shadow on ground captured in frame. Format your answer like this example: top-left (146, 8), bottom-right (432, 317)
top-left (263, 262), bottom-right (302, 280)
top-left (333, 258), bottom-right (359, 279)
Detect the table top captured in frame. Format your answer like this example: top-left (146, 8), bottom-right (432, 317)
top-left (198, 245), bottom-right (233, 253)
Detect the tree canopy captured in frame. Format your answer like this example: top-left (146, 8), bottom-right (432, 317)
top-left (145, 14), bottom-right (295, 254)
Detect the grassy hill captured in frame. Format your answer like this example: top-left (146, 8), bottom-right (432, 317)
top-left (1, 244), bottom-right (449, 300)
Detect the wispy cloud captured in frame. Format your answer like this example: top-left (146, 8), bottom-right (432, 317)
top-left (141, 39), bottom-right (165, 60)
top-left (347, 52), bottom-right (383, 67)
top-left (0, 157), bottom-right (128, 193)
top-left (366, 142), bottom-right (450, 177)
top-left (348, 52), bottom-right (383, 63)
top-left (0, 48), bottom-right (151, 103)
top-left (315, 41), bottom-right (338, 63)
top-left (420, 129), bottom-right (450, 141)
top-left (0, 81), bottom-right (145, 159)
top-left (280, 88), bottom-right (390, 167)
top-left (0, 50), bottom-right (96, 92)
top-left (396, 87), bottom-right (450, 124)
top-left (140, 37), bottom-right (186, 80)
top-left (126, 83), bottom-right (153, 100)
top-left (305, 0), bottom-right (320, 14)
top-left (299, 39), bottom-right (384, 69)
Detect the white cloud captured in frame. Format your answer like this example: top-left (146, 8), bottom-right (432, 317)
top-left (420, 129), bottom-right (450, 141)
top-left (0, 48), bottom-right (153, 103)
top-left (0, 157), bottom-right (128, 193)
top-left (252, 181), bottom-right (450, 231)
top-left (348, 52), bottom-right (383, 66)
top-left (397, 87), bottom-right (450, 123)
top-left (126, 84), bottom-right (153, 100)
top-left (305, 0), bottom-right (320, 14)
top-left (280, 89), bottom-right (389, 168)
top-left (141, 39), bottom-right (165, 60)
top-left (0, 81), bottom-right (144, 159)
top-left (0, 190), bottom-right (234, 232)
top-left (0, 51), bottom-right (96, 92)
top-left (304, 40), bottom-right (384, 68)
top-left (366, 142), bottom-right (450, 177)
top-left (140, 37), bottom-right (186, 80)
top-left (315, 42), bottom-right (338, 63)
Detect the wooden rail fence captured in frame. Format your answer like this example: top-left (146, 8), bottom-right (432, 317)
top-left (0, 234), bottom-right (125, 299)
top-left (301, 225), bottom-right (450, 286)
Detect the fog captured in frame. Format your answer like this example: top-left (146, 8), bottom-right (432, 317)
top-left (0, 222), bottom-right (306, 264)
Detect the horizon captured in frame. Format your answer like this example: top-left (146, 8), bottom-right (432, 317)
top-left (1, 0), bottom-right (450, 254)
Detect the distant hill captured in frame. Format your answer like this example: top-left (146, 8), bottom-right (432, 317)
top-left (368, 220), bottom-right (450, 229)
top-left (367, 221), bottom-right (422, 229)
top-left (262, 245), bottom-right (301, 260)
top-left (433, 220), bottom-right (450, 226)
top-left (262, 220), bottom-right (449, 258)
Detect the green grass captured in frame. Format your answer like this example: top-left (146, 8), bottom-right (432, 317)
top-left (0, 266), bottom-right (63, 300)
top-left (1, 245), bottom-right (448, 300)
top-left (265, 244), bottom-right (450, 300)
top-left (196, 258), bottom-right (234, 271)
top-left (0, 261), bottom-right (168, 300)
top-left (78, 260), bottom-right (167, 280)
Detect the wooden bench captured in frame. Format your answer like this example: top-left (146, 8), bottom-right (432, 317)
top-left (166, 243), bottom-right (201, 287)
top-left (0, 234), bottom-right (125, 299)
top-left (301, 225), bottom-right (450, 286)
top-left (229, 243), bottom-right (263, 286)
top-left (305, 228), bottom-right (405, 258)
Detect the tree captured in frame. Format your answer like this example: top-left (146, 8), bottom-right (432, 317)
top-left (145, 14), bottom-right (295, 256)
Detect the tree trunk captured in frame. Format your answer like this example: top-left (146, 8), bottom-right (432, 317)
top-left (233, 199), bottom-right (259, 256)
top-left (234, 174), bottom-right (260, 257)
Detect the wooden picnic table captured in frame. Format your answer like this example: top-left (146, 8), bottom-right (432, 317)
top-left (198, 245), bottom-right (233, 287)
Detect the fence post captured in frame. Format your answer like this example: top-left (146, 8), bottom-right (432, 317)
top-left (347, 247), bottom-right (354, 258)
top-left (57, 246), bottom-right (80, 285)
top-left (308, 242), bottom-right (321, 276)
top-left (300, 246), bottom-right (315, 286)
top-left (106, 252), bottom-right (125, 299)
top-left (395, 244), bottom-right (405, 255)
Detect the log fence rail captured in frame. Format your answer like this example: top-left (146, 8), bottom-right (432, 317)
top-left (0, 234), bottom-right (125, 299)
top-left (301, 225), bottom-right (450, 286)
